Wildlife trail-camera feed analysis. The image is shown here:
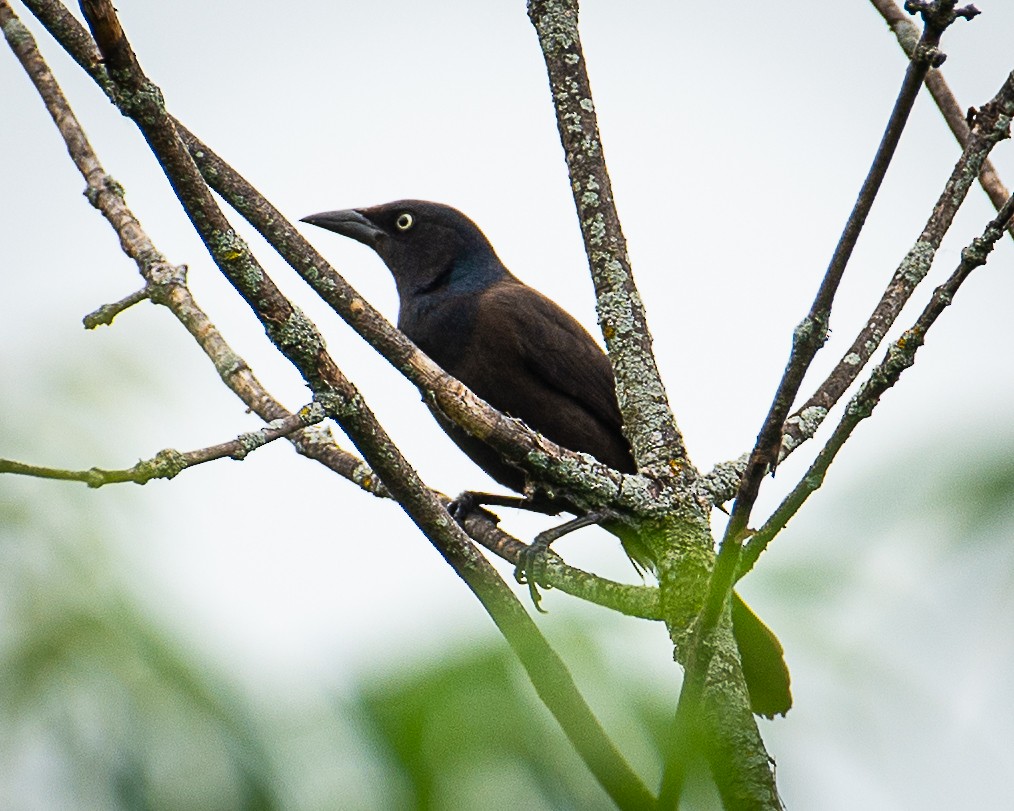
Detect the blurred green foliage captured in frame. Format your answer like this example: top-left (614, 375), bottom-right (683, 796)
top-left (356, 639), bottom-right (665, 810)
top-left (1, 349), bottom-right (1012, 808)
top-left (0, 479), bottom-right (280, 811)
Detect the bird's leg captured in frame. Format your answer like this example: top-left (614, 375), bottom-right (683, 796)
top-left (448, 491), bottom-right (560, 522)
top-left (514, 510), bottom-right (611, 612)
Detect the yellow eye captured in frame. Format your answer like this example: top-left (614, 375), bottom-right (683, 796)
top-left (396, 212), bottom-right (414, 231)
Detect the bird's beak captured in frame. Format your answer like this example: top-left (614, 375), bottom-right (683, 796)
top-left (300, 209), bottom-right (383, 247)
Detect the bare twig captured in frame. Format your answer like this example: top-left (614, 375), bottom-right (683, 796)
top-left (723, 0), bottom-right (972, 550)
top-left (82, 285), bottom-right (149, 328)
top-left (1, 0), bottom-right (384, 496)
top-left (703, 64), bottom-right (1014, 510)
top-left (0, 404), bottom-right (326, 487)
top-left (526, 0), bottom-right (689, 481)
top-left (781, 69), bottom-right (1014, 457)
top-left (740, 189), bottom-right (1014, 578)
top-left (869, 0), bottom-right (1012, 232)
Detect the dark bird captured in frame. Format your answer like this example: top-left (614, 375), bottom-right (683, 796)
top-left (301, 200), bottom-right (791, 716)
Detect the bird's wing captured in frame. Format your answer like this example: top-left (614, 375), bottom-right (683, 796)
top-left (491, 281), bottom-right (625, 434)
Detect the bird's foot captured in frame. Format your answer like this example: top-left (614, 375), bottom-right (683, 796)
top-left (447, 491), bottom-right (502, 525)
top-left (513, 510), bottom-right (614, 612)
top-left (514, 534), bottom-right (555, 613)
top-left (448, 491), bottom-right (479, 522)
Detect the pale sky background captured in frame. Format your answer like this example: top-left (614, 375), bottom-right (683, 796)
top-left (3, 1), bottom-right (1014, 807)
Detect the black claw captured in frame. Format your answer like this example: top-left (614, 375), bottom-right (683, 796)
top-left (527, 579), bottom-right (547, 613)
top-left (448, 491), bottom-right (528, 523)
top-left (514, 540), bottom-right (553, 612)
top-left (512, 512), bottom-right (616, 612)
top-left (448, 491), bottom-right (478, 523)
top-left (448, 492), bottom-right (503, 526)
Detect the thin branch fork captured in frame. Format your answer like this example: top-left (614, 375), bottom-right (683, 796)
top-left (723, 0), bottom-right (974, 549)
top-left (780, 68), bottom-right (1014, 458)
top-left (701, 1), bottom-right (1003, 514)
top-left (0, 404), bottom-right (327, 488)
top-left (870, 0), bottom-right (1012, 232)
top-left (692, 0), bottom-right (974, 697)
top-left (739, 189), bottom-right (1014, 578)
top-left (660, 2), bottom-right (981, 804)
top-left (0, 0), bottom-right (383, 496)
top-left (71, 0), bottom-right (440, 518)
top-left (699, 3), bottom-right (1014, 509)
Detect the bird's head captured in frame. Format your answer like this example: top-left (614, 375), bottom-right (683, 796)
top-left (300, 200), bottom-right (507, 302)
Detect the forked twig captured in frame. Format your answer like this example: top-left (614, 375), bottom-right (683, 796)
top-left (781, 70), bottom-right (1014, 458)
top-left (0, 405), bottom-right (326, 487)
top-left (871, 0), bottom-right (1010, 227)
top-left (741, 190), bottom-right (1014, 576)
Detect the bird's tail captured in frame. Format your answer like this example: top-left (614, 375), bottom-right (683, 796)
top-left (618, 534), bottom-right (792, 717)
top-left (731, 592), bottom-right (792, 718)
top-left (619, 535), bottom-right (654, 576)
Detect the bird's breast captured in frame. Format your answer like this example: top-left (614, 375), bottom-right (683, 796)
top-left (398, 292), bottom-right (481, 374)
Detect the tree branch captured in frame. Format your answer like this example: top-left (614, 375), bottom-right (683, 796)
top-left (663, 2), bottom-right (981, 804)
top-left (723, 0), bottom-right (972, 548)
top-left (525, 3), bottom-right (785, 803)
top-left (526, 0), bottom-right (690, 480)
top-left (1, 0), bottom-right (385, 497)
top-left (701, 13), bottom-right (1014, 511)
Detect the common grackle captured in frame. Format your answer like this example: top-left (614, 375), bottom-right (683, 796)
top-left (302, 200), bottom-right (791, 716)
